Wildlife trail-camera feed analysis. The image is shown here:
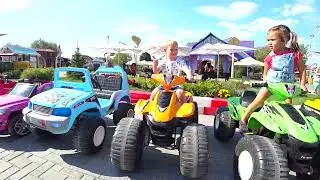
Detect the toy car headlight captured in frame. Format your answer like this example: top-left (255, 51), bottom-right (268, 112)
top-left (0, 108), bottom-right (8, 115)
top-left (52, 108), bottom-right (71, 117)
top-left (28, 102), bottom-right (33, 109)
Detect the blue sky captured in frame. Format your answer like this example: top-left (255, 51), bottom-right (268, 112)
top-left (0, 0), bottom-right (319, 58)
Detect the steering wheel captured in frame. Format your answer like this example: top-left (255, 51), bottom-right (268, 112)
top-left (91, 76), bottom-right (102, 91)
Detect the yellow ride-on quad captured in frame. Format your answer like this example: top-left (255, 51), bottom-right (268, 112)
top-left (110, 74), bottom-right (209, 179)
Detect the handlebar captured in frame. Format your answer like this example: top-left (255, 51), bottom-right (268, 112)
top-left (251, 82), bottom-right (268, 88)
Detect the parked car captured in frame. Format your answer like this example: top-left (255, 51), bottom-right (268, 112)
top-left (0, 81), bottom-right (53, 137)
top-left (23, 66), bottom-right (133, 153)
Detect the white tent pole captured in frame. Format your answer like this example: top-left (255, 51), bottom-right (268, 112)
top-left (246, 67), bottom-right (249, 77)
top-left (231, 51), bottom-right (235, 78)
top-left (217, 52), bottom-right (220, 80)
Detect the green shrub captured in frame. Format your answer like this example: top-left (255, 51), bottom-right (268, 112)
top-left (128, 76), bottom-right (249, 97)
top-left (234, 66), bottom-right (247, 78)
top-left (4, 70), bottom-right (22, 79)
top-left (13, 61), bottom-right (31, 71)
top-left (21, 68), bottom-right (54, 81)
top-left (0, 62), bottom-right (13, 73)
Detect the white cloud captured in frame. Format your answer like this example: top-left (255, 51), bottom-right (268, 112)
top-left (111, 19), bottom-right (208, 48)
top-left (218, 17), bottom-right (299, 40)
top-left (283, 3), bottom-right (314, 17)
top-left (0, 0), bottom-right (32, 12)
top-left (195, 2), bottom-right (258, 21)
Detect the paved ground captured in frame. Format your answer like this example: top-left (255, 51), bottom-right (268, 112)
top-left (0, 115), bottom-right (295, 180)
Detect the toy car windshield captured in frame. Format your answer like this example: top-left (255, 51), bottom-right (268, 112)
top-left (9, 83), bottom-right (37, 97)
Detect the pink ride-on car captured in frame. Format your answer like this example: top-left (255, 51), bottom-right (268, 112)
top-left (0, 81), bottom-right (53, 137)
top-left (0, 76), bottom-right (16, 95)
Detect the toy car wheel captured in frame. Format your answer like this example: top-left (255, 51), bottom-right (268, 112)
top-left (110, 117), bottom-right (145, 171)
top-left (233, 135), bottom-right (289, 180)
top-left (191, 102), bottom-right (198, 124)
top-left (113, 103), bottom-right (134, 126)
top-left (214, 107), bottom-right (236, 141)
top-left (180, 123), bottom-right (209, 179)
top-left (73, 116), bottom-right (106, 154)
top-left (8, 113), bottom-right (30, 137)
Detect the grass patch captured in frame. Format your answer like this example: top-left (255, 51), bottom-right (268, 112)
top-left (60, 76), bottom-right (83, 83)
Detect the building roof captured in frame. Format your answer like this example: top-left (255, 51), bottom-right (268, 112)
top-left (0, 44), bottom-right (40, 56)
top-left (36, 48), bottom-right (56, 52)
top-left (191, 33), bottom-right (226, 50)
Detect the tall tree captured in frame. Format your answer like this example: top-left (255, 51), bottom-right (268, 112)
top-left (70, 47), bottom-right (85, 68)
top-left (31, 39), bottom-right (59, 51)
top-left (255, 44), bottom-right (309, 64)
top-left (139, 52), bottom-right (152, 61)
top-left (112, 53), bottom-right (130, 66)
top-left (255, 46), bottom-right (271, 62)
top-left (299, 44), bottom-right (308, 64)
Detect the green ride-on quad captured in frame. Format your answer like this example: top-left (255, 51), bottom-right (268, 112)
top-left (213, 82), bottom-right (320, 180)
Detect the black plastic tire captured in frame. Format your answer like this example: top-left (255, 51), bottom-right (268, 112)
top-left (8, 113), bottom-right (30, 137)
top-left (191, 102), bottom-right (199, 124)
top-left (233, 135), bottom-right (289, 180)
top-left (111, 117), bottom-right (145, 171)
top-left (180, 123), bottom-right (209, 179)
top-left (73, 116), bottom-right (106, 154)
top-left (113, 103), bottom-right (134, 126)
top-left (214, 107), bottom-right (236, 141)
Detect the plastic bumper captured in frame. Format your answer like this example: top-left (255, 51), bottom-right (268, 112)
top-left (23, 108), bottom-right (69, 134)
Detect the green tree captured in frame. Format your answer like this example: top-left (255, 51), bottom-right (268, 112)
top-left (254, 44), bottom-right (309, 64)
top-left (254, 46), bottom-right (271, 62)
top-left (139, 52), bottom-right (152, 61)
top-left (70, 47), bottom-right (85, 68)
top-left (31, 39), bottom-right (59, 51)
top-left (112, 53), bottom-right (130, 66)
top-left (299, 44), bottom-right (308, 64)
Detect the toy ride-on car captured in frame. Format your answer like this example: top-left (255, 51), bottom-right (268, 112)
top-left (213, 82), bottom-right (320, 180)
top-left (300, 98), bottom-right (320, 120)
top-left (0, 75), bottom-right (16, 95)
top-left (0, 81), bottom-right (53, 137)
top-left (110, 74), bottom-right (209, 179)
top-left (23, 66), bottom-right (133, 153)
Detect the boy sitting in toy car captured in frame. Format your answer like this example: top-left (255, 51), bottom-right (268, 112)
top-left (150, 40), bottom-right (193, 106)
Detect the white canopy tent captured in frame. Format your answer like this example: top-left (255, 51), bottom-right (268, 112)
top-left (126, 59), bottom-right (153, 66)
top-left (139, 46), bottom-right (190, 60)
top-left (190, 43), bottom-right (255, 79)
top-left (234, 56), bottom-right (264, 67)
top-left (234, 56), bottom-right (264, 77)
top-left (96, 43), bottom-right (142, 65)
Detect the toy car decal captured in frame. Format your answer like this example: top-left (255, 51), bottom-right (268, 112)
top-left (61, 94), bottom-right (83, 106)
top-left (232, 104), bottom-right (238, 116)
top-left (73, 95), bottom-right (100, 109)
top-left (32, 89), bottom-right (85, 106)
top-left (285, 84), bottom-right (296, 95)
top-left (266, 105), bottom-right (283, 117)
top-left (73, 101), bottom-right (84, 109)
top-left (33, 91), bottom-right (68, 104)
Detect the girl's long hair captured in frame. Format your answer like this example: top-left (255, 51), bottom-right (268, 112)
top-left (268, 25), bottom-right (300, 52)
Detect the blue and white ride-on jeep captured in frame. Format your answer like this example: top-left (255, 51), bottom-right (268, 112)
top-left (23, 66), bottom-right (133, 153)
